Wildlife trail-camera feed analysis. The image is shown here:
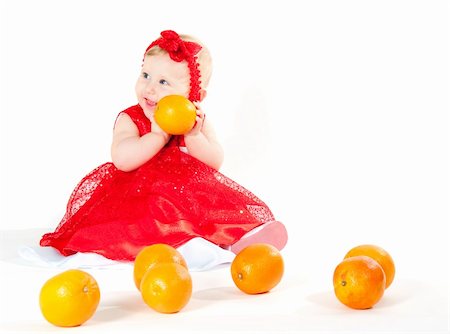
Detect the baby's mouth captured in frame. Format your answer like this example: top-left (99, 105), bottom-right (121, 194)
top-left (144, 98), bottom-right (157, 108)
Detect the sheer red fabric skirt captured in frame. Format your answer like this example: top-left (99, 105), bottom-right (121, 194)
top-left (40, 105), bottom-right (275, 261)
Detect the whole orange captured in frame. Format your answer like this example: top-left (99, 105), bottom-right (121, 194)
top-left (39, 269), bottom-right (100, 327)
top-left (231, 243), bottom-right (284, 295)
top-left (140, 262), bottom-right (192, 313)
top-left (333, 255), bottom-right (386, 309)
top-left (344, 244), bottom-right (395, 288)
top-left (154, 95), bottom-right (197, 135)
top-left (133, 243), bottom-right (187, 290)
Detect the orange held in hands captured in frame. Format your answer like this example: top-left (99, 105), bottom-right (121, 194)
top-left (154, 95), bottom-right (197, 135)
top-left (344, 244), bottom-right (395, 289)
top-left (39, 269), bottom-right (100, 327)
top-left (140, 262), bottom-right (192, 313)
top-left (231, 243), bottom-right (284, 295)
top-left (333, 255), bottom-right (386, 309)
top-left (133, 243), bottom-right (188, 291)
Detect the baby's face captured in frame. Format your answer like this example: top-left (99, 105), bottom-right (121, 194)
top-left (136, 53), bottom-right (190, 116)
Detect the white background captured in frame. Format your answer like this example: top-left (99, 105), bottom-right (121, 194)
top-left (0, 0), bottom-right (448, 333)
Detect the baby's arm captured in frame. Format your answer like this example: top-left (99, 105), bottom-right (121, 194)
top-left (184, 112), bottom-right (224, 171)
top-left (111, 113), bottom-right (170, 172)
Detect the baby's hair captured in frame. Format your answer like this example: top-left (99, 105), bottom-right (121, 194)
top-left (145, 34), bottom-right (212, 90)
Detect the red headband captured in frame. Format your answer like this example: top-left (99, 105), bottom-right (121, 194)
top-left (144, 30), bottom-right (203, 102)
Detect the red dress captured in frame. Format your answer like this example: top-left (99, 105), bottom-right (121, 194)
top-left (40, 105), bottom-right (275, 261)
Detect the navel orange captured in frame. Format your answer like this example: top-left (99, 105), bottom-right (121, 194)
top-left (39, 269), bottom-right (100, 327)
top-left (333, 255), bottom-right (386, 309)
top-left (140, 262), bottom-right (192, 313)
top-left (133, 243), bottom-right (187, 290)
top-left (230, 243), bottom-right (284, 295)
top-left (344, 244), bottom-right (395, 288)
top-left (154, 95), bottom-right (197, 135)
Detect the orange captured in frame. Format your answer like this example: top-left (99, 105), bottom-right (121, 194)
top-left (230, 243), bottom-right (284, 294)
top-left (133, 243), bottom-right (187, 290)
top-left (333, 255), bottom-right (386, 309)
top-left (344, 244), bottom-right (395, 288)
top-left (154, 95), bottom-right (197, 135)
top-left (140, 262), bottom-right (192, 313)
top-left (39, 269), bottom-right (100, 327)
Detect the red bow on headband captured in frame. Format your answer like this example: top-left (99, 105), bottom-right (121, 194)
top-left (144, 30), bottom-right (203, 102)
top-left (145, 30), bottom-right (202, 63)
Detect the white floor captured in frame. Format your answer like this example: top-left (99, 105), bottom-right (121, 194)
top-left (0, 228), bottom-right (448, 334)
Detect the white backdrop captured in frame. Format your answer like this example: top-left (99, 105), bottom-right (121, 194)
top-left (0, 0), bottom-right (448, 332)
top-left (1, 0), bottom-right (448, 278)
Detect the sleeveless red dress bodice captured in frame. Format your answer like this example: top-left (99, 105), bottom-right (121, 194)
top-left (40, 105), bottom-right (275, 261)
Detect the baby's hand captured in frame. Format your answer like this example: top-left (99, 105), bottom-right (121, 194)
top-left (185, 102), bottom-right (205, 137)
top-left (149, 111), bottom-right (171, 142)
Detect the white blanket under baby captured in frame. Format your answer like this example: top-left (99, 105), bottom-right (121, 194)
top-left (18, 237), bottom-right (235, 271)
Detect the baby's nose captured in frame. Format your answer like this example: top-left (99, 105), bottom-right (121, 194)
top-left (145, 82), bottom-right (156, 94)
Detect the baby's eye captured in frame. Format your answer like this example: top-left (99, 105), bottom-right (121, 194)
top-left (159, 79), bottom-right (169, 85)
top-left (142, 72), bottom-right (150, 79)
